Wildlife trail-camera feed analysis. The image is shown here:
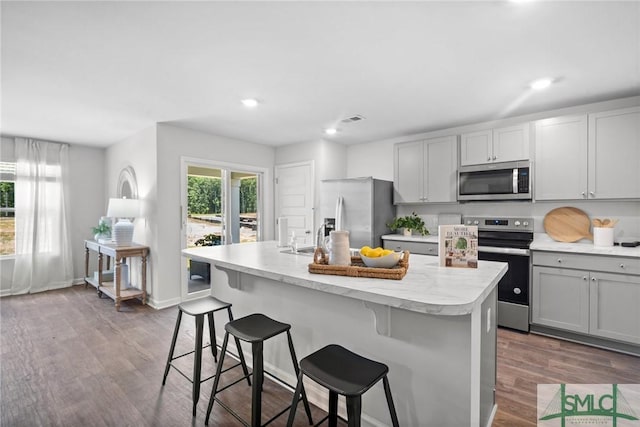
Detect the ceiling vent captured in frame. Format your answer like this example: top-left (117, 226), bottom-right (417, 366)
top-left (340, 115), bottom-right (365, 124)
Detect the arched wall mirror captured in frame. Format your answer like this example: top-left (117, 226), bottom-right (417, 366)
top-left (117, 166), bottom-right (138, 199)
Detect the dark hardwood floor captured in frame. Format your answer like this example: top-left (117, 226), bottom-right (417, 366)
top-left (1, 286), bottom-right (638, 426)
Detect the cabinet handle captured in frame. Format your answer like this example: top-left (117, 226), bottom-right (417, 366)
top-left (557, 258), bottom-right (562, 263)
top-left (591, 277), bottom-right (597, 281)
top-left (620, 264), bottom-right (625, 269)
top-left (589, 191), bottom-right (595, 197)
top-left (582, 276), bottom-right (587, 281)
top-left (492, 156), bottom-right (497, 160)
top-left (581, 192), bottom-right (586, 198)
top-left (487, 156), bottom-right (491, 161)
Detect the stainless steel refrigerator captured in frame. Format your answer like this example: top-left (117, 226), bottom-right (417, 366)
top-left (319, 177), bottom-right (395, 249)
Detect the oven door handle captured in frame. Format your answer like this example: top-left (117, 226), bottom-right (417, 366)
top-left (478, 246), bottom-right (530, 256)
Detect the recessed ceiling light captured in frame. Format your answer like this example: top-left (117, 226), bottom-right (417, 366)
top-left (241, 98), bottom-right (259, 108)
top-left (324, 128), bottom-right (338, 136)
top-left (530, 78), bottom-right (552, 91)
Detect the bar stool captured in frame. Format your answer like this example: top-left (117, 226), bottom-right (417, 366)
top-left (286, 344), bottom-right (399, 427)
top-left (205, 313), bottom-right (314, 427)
top-left (162, 296), bottom-right (251, 416)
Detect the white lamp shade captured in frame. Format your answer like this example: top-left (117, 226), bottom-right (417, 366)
top-left (107, 198), bottom-right (140, 246)
top-left (107, 198), bottom-right (140, 219)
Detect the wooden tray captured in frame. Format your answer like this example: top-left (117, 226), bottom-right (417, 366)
top-left (308, 248), bottom-right (410, 280)
top-left (544, 206), bottom-right (593, 242)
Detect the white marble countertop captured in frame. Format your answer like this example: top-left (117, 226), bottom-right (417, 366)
top-left (381, 234), bottom-right (439, 243)
top-left (531, 233), bottom-right (640, 258)
top-left (182, 241), bottom-right (507, 316)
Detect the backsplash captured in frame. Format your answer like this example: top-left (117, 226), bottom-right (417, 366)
top-left (398, 200), bottom-right (640, 240)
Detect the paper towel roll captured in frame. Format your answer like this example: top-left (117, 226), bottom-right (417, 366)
top-left (278, 217), bottom-right (288, 246)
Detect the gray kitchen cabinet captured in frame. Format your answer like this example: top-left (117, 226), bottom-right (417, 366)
top-left (532, 251), bottom-right (640, 345)
top-left (460, 123), bottom-right (530, 166)
top-left (394, 135), bottom-right (457, 204)
top-left (531, 266), bottom-right (590, 334)
top-left (590, 272), bottom-right (640, 344)
top-left (588, 106), bottom-right (640, 199)
top-left (535, 106), bottom-right (640, 200)
top-left (383, 238), bottom-right (438, 256)
top-left (534, 114), bottom-right (588, 200)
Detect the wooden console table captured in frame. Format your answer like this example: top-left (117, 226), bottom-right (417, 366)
top-left (84, 240), bottom-right (149, 311)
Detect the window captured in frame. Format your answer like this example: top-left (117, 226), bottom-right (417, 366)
top-left (186, 166), bottom-right (261, 248)
top-left (0, 162), bottom-right (16, 256)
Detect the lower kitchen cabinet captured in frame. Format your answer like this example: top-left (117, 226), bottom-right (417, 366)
top-left (532, 251), bottom-right (640, 347)
top-left (531, 266), bottom-right (590, 334)
top-left (590, 272), bottom-right (640, 344)
top-left (383, 238), bottom-right (438, 256)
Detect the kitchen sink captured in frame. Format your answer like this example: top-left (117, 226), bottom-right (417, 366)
top-left (280, 246), bottom-right (316, 256)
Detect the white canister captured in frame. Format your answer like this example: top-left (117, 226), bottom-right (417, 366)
top-left (328, 230), bottom-right (351, 265)
top-left (277, 217), bottom-right (288, 247)
top-left (593, 227), bottom-right (614, 247)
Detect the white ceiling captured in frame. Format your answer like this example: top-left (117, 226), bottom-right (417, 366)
top-left (2, 1), bottom-right (639, 148)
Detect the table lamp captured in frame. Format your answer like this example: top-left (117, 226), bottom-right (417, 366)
top-left (107, 198), bottom-right (140, 246)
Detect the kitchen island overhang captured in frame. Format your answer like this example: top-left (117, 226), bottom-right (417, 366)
top-left (182, 242), bottom-right (507, 427)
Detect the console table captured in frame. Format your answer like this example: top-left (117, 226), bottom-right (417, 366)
top-left (84, 240), bottom-right (149, 311)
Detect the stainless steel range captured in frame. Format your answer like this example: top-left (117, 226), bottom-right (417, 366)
top-left (463, 216), bottom-right (534, 332)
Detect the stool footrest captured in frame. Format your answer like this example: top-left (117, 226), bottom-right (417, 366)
top-left (212, 396), bottom-right (306, 427)
top-left (213, 397), bottom-right (251, 427)
top-left (169, 365), bottom-right (195, 384)
top-left (170, 342), bottom-right (215, 361)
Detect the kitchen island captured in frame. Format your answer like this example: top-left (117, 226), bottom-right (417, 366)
top-left (182, 242), bottom-right (507, 427)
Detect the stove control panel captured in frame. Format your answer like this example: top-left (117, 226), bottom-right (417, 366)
top-left (463, 216), bottom-right (534, 232)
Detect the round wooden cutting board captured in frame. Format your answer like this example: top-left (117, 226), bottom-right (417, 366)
top-left (543, 207), bottom-right (593, 242)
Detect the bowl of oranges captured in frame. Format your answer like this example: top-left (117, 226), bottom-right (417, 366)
top-left (359, 246), bottom-right (401, 268)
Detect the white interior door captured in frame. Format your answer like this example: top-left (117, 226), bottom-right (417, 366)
top-left (275, 161), bottom-right (314, 246)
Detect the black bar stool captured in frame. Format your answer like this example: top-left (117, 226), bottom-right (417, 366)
top-left (286, 344), bottom-right (399, 427)
top-left (205, 313), bottom-right (314, 427)
top-left (162, 296), bottom-right (251, 416)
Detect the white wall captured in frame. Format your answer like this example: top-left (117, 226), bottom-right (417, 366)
top-left (347, 139), bottom-right (394, 181)
top-left (0, 136), bottom-right (105, 295)
top-left (155, 123), bottom-right (276, 308)
top-left (105, 125), bottom-right (158, 302)
top-left (69, 144), bottom-right (107, 280)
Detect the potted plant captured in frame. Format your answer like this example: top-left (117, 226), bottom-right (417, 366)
top-left (91, 222), bottom-right (111, 242)
top-left (387, 212), bottom-right (429, 236)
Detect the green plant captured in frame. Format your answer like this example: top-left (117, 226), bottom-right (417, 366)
top-left (387, 212), bottom-right (428, 235)
top-left (91, 222), bottom-right (111, 235)
top-left (194, 233), bottom-right (222, 246)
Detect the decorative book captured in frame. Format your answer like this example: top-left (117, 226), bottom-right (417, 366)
top-left (438, 225), bottom-right (478, 268)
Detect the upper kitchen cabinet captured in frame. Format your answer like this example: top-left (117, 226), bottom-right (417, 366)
top-left (394, 135), bottom-right (457, 204)
top-left (460, 123), bottom-right (530, 166)
top-left (588, 106), bottom-right (640, 199)
top-left (535, 106), bottom-right (640, 200)
top-left (535, 114), bottom-right (588, 200)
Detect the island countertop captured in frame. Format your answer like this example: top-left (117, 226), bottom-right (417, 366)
top-left (182, 241), bottom-right (507, 316)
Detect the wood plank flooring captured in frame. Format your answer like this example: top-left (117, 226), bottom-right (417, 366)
top-left (1, 286), bottom-right (639, 426)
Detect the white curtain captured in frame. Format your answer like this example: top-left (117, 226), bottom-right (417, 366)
top-left (11, 138), bottom-right (74, 294)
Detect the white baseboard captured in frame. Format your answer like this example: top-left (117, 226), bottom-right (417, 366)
top-left (147, 295), bottom-right (181, 310)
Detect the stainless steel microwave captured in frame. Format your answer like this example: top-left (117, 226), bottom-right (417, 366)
top-left (458, 160), bottom-right (532, 201)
